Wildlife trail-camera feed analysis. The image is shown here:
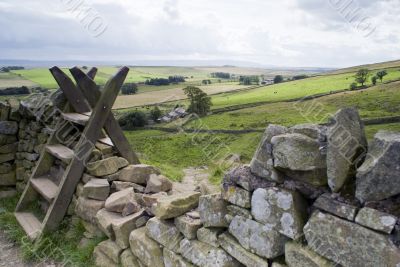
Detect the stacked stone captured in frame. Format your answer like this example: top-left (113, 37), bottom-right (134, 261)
top-left (0, 100), bottom-right (19, 199)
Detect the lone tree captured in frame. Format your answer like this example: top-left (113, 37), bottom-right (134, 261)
top-left (183, 86), bottom-right (212, 116)
top-left (121, 83), bottom-right (138, 95)
top-left (354, 68), bottom-right (371, 87)
top-left (274, 75), bottom-right (284, 84)
top-left (376, 70), bottom-right (388, 83)
top-left (150, 106), bottom-right (162, 121)
top-left (371, 76), bottom-right (377, 85)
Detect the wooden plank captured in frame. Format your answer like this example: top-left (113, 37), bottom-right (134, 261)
top-left (15, 212), bottom-right (42, 240)
top-left (30, 177), bottom-right (58, 202)
top-left (42, 67), bottom-right (130, 231)
top-left (46, 144), bottom-right (74, 164)
top-left (49, 67), bottom-right (91, 114)
top-left (86, 67), bottom-right (98, 80)
top-left (62, 112), bottom-right (90, 126)
top-left (69, 67), bottom-right (140, 164)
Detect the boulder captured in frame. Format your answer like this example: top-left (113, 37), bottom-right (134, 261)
top-left (146, 217), bottom-right (183, 252)
top-left (225, 205), bottom-right (252, 224)
top-left (250, 124), bottom-right (288, 182)
top-left (224, 165), bottom-right (276, 192)
top-left (290, 123), bottom-right (327, 142)
top-left (93, 247), bottom-right (118, 267)
top-left (179, 238), bottom-right (242, 267)
top-left (129, 227), bottom-right (165, 267)
top-left (221, 185), bottom-right (251, 208)
top-left (119, 164), bottom-right (161, 184)
top-left (111, 181), bottom-right (145, 193)
top-left (199, 193), bottom-right (229, 228)
top-left (218, 233), bottom-right (269, 267)
top-left (86, 157), bottom-right (128, 177)
top-left (75, 197), bottom-right (104, 224)
top-left (145, 174), bottom-right (173, 193)
top-left (153, 192), bottom-right (200, 219)
top-left (271, 133), bottom-right (327, 186)
top-left (175, 214), bottom-right (202, 239)
top-left (96, 209), bottom-right (121, 239)
top-left (327, 108), bottom-right (367, 192)
top-left (229, 216), bottom-right (287, 259)
top-left (105, 188), bottom-right (137, 213)
top-left (313, 193), bottom-right (358, 221)
top-left (355, 207), bottom-right (397, 234)
top-left (94, 240), bottom-right (123, 265)
top-left (251, 187), bottom-right (308, 240)
top-left (82, 178), bottom-right (110, 200)
top-left (197, 227), bottom-right (224, 248)
top-left (163, 248), bottom-right (194, 267)
top-left (0, 121), bottom-right (18, 135)
top-left (120, 249), bottom-right (143, 267)
top-left (356, 131), bottom-right (400, 202)
top-left (285, 241), bottom-right (335, 267)
top-left (304, 211), bottom-right (400, 267)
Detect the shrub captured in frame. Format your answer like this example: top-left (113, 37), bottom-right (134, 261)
top-left (350, 82), bottom-right (358, 90)
top-left (150, 106), bottom-right (162, 121)
top-left (118, 111), bottom-right (147, 129)
top-left (274, 75), bottom-right (284, 83)
top-left (121, 83), bottom-right (138, 95)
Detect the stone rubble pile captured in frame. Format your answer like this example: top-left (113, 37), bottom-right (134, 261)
top-left (3, 92), bottom-right (399, 267)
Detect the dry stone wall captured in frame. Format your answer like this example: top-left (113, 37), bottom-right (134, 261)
top-left (1, 91), bottom-right (399, 267)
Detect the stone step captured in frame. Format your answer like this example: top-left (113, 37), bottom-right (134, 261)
top-left (46, 144), bottom-right (74, 164)
top-left (62, 112), bottom-right (90, 126)
top-left (31, 176), bottom-right (59, 202)
top-left (14, 212), bottom-right (42, 240)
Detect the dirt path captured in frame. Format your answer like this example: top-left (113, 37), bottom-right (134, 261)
top-left (172, 167), bottom-right (220, 194)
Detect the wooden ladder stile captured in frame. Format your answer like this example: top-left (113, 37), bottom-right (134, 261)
top-left (15, 66), bottom-right (135, 240)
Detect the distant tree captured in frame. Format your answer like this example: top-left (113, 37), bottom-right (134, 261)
top-left (371, 76), bottom-right (377, 86)
top-left (118, 111), bottom-right (147, 129)
top-left (292, 75), bottom-right (309, 80)
top-left (274, 75), bottom-right (284, 84)
top-left (376, 70), bottom-right (388, 83)
top-left (183, 86), bottom-right (212, 116)
top-left (121, 83), bottom-right (138, 95)
top-left (150, 106), bottom-right (162, 121)
top-left (211, 72), bottom-right (231, 79)
top-left (350, 82), bottom-right (358, 90)
top-left (82, 66), bottom-right (88, 70)
top-left (354, 68), bottom-right (371, 86)
top-left (168, 76), bottom-right (185, 83)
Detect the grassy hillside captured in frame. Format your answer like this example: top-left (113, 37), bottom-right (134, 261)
top-left (328, 60), bottom-right (400, 75)
top-left (0, 72), bottom-right (37, 89)
top-left (186, 81), bottom-right (400, 130)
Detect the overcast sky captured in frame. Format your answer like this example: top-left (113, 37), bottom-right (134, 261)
top-left (0, 0), bottom-right (399, 67)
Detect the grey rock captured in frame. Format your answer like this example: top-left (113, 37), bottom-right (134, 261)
top-left (199, 193), bottom-right (229, 228)
top-left (82, 178), bottom-right (110, 200)
top-left (290, 123), bottom-right (327, 142)
top-left (146, 217), bottom-right (183, 253)
top-left (120, 249), bottom-right (142, 267)
top-left (0, 121), bottom-right (18, 135)
top-left (222, 185), bottom-right (251, 208)
top-left (153, 191), bottom-right (200, 219)
top-left (327, 108), bottom-right (367, 192)
top-left (163, 248), bottom-right (194, 267)
top-left (304, 211), bottom-right (400, 267)
top-left (197, 227), bottom-right (224, 248)
top-left (175, 214), bottom-right (202, 240)
top-left (224, 165), bottom-right (276, 192)
top-left (229, 215), bottom-right (287, 259)
top-left (355, 207), bottom-right (397, 234)
top-left (145, 174), bottom-right (173, 193)
top-left (118, 164), bottom-right (161, 184)
top-left (86, 156), bottom-right (128, 177)
top-left (129, 227), bottom-right (165, 267)
top-left (356, 131), bottom-right (400, 202)
top-left (75, 197), bottom-right (105, 224)
top-left (313, 193), bottom-right (358, 221)
top-left (285, 241), bottom-right (335, 267)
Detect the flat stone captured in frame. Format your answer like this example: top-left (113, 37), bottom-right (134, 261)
top-left (219, 233), bottom-right (269, 267)
top-left (197, 227), bottom-right (224, 248)
top-left (0, 153), bottom-right (15, 164)
top-left (290, 123), bottom-right (327, 141)
top-left (95, 240), bottom-right (123, 264)
top-left (224, 165), bottom-right (276, 192)
top-left (355, 207), bottom-right (397, 234)
top-left (0, 163), bottom-right (13, 174)
top-left (327, 108), bottom-right (367, 192)
top-left (304, 211), bottom-right (400, 267)
top-left (0, 170), bottom-right (16, 186)
top-left (0, 142), bottom-right (17, 154)
top-left (119, 164), bottom-right (161, 184)
top-left (113, 210), bottom-right (149, 249)
top-left (163, 248), bottom-right (194, 267)
top-left (22, 152), bottom-right (39, 161)
top-left (86, 156), bottom-right (129, 177)
top-left (153, 191), bottom-right (200, 219)
top-left (271, 133), bottom-right (327, 186)
top-left (74, 197), bottom-right (105, 224)
top-left (93, 247), bottom-right (118, 267)
top-left (0, 121), bottom-right (18, 135)
top-left (250, 124), bottom-right (288, 182)
top-left (105, 188), bottom-right (136, 213)
top-left (0, 134), bottom-right (17, 146)
top-left (222, 185), bottom-right (251, 208)
top-left (179, 238), bottom-right (242, 267)
top-left (175, 214), bottom-right (202, 239)
top-left (139, 192), bottom-right (168, 208)
top-left (285, 241), bottom-right (335, 267)
top-left (145, 174), bottom-right (173, 193)
top-left (0, 188), bottom-right (17, 199)
top-left (356, 131), bottom-right (400, 202)
top-left (122, 201), bottom-right (142, 217)
top-left (111, 181), bottom-right (145, 193)
top-left (129, 227), bottom-right (165, 267)
top-left (83, 178), bottom-right (110, 200)
top-left (146, 217), bottom-right (183, 252)
top-left (96, 209), bottom-right (122, 239)
top-left (313, 193), bottom-right (358, 221)
top-left (251, 187), bottom-right (308, 240)
top-left (229, 215), bottom-right (287, 259)
top-left (199, 193), bottom-right (229, 227)
top-left (120, 249), bottom-right (142, 267)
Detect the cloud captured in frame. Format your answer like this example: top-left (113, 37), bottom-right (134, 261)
top-left (0, 0), bottom-right (399, 67)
